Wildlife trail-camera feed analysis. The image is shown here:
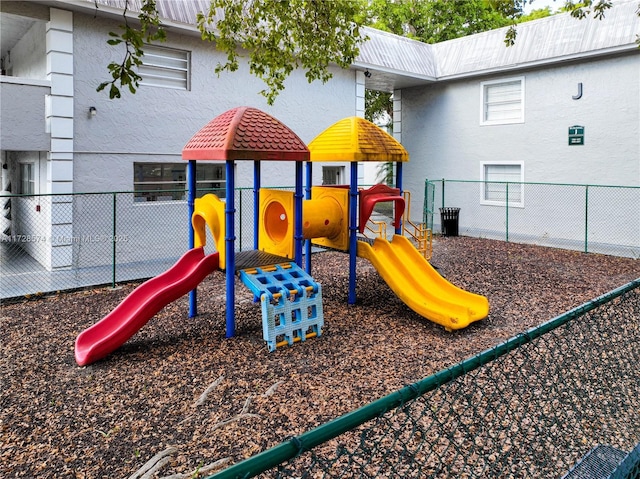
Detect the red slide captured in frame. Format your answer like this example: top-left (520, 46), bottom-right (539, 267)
top-left (75, 247), bottom-right (219, 366)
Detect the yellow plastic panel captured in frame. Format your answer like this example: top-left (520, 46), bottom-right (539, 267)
top-left (356, 235), bottom-right (489, 330)
top-left (259, 189), bottom-right (295, 259)
top-left (309, 117), bottom-right (409, 163)
top-left (306, 186), bottom-right (350, 251)
top-left (192, 193), bottom-right (226, 268)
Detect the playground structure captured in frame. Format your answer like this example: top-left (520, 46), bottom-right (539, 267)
top-left (75, 107), bottom-right (489, 366)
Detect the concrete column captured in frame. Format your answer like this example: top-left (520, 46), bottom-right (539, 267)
top-left (356, 71), bottom-right (366, 183)
top-left (393, 89), bottom-right (402, 144)
top-left (46, 8), bottom-right (73, 269)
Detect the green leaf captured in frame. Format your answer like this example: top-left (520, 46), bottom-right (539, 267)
top-left (504, 25), bottom-right (518, 46)
top-left (196, 0), bottom-right (366, 104)
top-left (109, 84), bottom-right (121, 99)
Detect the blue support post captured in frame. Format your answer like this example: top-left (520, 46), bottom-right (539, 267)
top-left (225, 160), bottom-right (236, 337)
top-left (305, 162), bottom-right (313, 274)
top-left (253, 160), bottom-right (261, 250)
top-left (294, 161), bottom-right (304, 267)
top-left (395, 161), bottom-right (403, 235)
top-left (348, 162), bottom-right (358, 304)
top-left (187, 160), bottom-right (197, 318)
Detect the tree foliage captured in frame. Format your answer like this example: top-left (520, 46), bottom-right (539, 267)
top-left (98, 0), bottom-right (366, 104)
top-left (518, 6), bottom-right (553, 23)
top-left (365, 0), bottom-right (518, 44)
top-left (505, 0), bottom-right (620, 45)
top-left (98, 0), bottom-right (637, 103)
top-left (364, 0), bottom-right (520, 184)
top-left (197, 0), bottom-right (366, 104)
top-left (96, 0), bottom-right (165, 98)
top-left (365, 90), bottom-right (393, 126)
top-left (364, 90), bottom-right (394, 185)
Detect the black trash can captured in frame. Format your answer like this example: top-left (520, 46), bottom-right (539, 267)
top-left (439, 207), bottom-right (460, 237)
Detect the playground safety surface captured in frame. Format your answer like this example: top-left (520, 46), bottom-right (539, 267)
top-left (2, 236), bottom-right (640, 478)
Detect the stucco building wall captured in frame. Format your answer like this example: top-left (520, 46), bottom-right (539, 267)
top-left (401, 53), bottom-right (640, 249)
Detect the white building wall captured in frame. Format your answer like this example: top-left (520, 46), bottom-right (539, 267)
top-left (67, 10), bottom-right (358, 266)
top-left (5, 20), bottom-right (47, 79)
top-left (402, 54), bottom-right (640, 221)
top-left (10, 151), bottom-right (49, 265)
top-left (72, 11), bottom-right (356, 193)
top-left (6, 4), bottom-right (637, 269)
top-left (0, 78), bottom-right (50, 150)
top-left (0, 5), bottom-right (74, 270)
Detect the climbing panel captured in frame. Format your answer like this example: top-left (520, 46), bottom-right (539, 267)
top-left (240, 263), bottom-right (324, 352)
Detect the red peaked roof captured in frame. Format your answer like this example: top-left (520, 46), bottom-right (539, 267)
top-left (182, 106), bottom-right (310, 161)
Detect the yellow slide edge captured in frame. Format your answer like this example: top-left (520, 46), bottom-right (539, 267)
top-left (357, 235), bottom-right (489, 330)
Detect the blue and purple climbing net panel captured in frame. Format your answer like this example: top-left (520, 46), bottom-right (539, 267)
top-left (240, 263), bottom-right (324, 352)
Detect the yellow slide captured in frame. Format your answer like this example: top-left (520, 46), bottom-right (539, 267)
top-left (356, 235), bottom-right (489, 330)
top-left (192, 193), bottom-right (226, 268)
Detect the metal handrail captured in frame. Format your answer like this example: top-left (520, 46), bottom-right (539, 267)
top-left (403, 190), bottom-right (432, 260)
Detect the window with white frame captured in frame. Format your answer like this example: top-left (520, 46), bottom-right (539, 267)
top-left (133, 163), bottom-right (225, 202)
top-left (139, 45), bottom-right (190, 91)
top-left (480, 77), bottom-right (524, 125)
top-left (20, 163), bottom-right (35, 195)
top-left (481, 162), bottom-right (523, 206)
top-left (322, 166), bottom-right (345, 185)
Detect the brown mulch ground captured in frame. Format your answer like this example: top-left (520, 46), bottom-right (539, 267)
top-left (1, 236), bottom-right (639, 479)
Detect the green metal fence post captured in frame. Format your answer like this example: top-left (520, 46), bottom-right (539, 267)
top-left (424, 179), bottom-right (428, 226)
top-left (423, 179), bottom-right (435, 230)
top-left (441, 178), bottom-right (445, 208)
top-left (584, 185), bottom-right (589, 253)
top-left (112, 192), bottom-right (117, 288)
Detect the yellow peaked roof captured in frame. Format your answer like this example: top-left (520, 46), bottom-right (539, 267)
top-left (308, 117), bottom-right (409, 162)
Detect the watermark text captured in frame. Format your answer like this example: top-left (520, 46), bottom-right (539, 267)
top-left (2, 234), bottom-right (129, 244)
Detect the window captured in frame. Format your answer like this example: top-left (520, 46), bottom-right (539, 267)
top-left (322, 166), bottom-right (345, 185)
top-left (480, 77), bottom-right (524, 125)
top-left (139, 45), bottom-right (190, 90)
top-left (133, 163), bottom-right (225, 202)
top-left (20, 163), bottom-right (35, 195)
top-left (481, 162), bottom-right (523, 207)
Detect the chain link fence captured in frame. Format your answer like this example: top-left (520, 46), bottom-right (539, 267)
top-left (0, 188), bottom-right (266, 300)
top-left (207, 279), bottom-right (640, 479)
top-left (2, 181), bottom-right (639, 300)
top-left (3, 185), bottom-right (640, 476)
top-left (431, 180), bottom-right (640, 259)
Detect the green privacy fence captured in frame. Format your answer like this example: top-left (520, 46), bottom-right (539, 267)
top-left (206, 279), bottom-right (640, 479)
top-left (431, 180), bottom-right (640, 258)
top-left (0, 188), bottom-right (267, 300)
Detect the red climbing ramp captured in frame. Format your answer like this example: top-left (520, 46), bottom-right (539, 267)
top-left (74, 247), bottom-right (219, 366)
